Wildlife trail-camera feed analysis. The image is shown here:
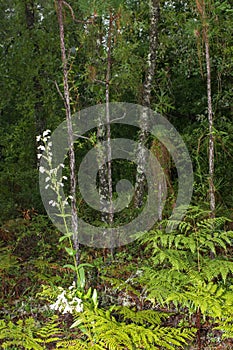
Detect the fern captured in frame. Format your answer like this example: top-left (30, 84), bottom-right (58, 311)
top-left (67, 305), bottom-right (195, 349)
top-left (214, 288), bottom-right (233, 338)
top-left (0, 316), bottom-right (60, 350)
top-left (34, 316), bottom-right (61, 344)
top-left (115, 306), bottom-right (169, 325)
top-left (165, 281), bottom-right (228, 317)
top-left (215, 309), bottom-right (233, 339)
top-left (56, 339), bottom-right (91, 349)
top-left (0, 318), bottom-right (44, 350)
top-left (139, 206), bottom-right (233, 330)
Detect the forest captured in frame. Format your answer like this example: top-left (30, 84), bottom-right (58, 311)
top-left (0, 0), bottom-right (233, 349)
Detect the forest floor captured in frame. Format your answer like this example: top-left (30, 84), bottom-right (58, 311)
top-left (1, 216), bottom-right (233, 349)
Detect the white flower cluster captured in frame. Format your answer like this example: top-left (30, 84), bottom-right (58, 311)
top-left (36, 129), bottom-right (69, 208)
top-left (50, 283), bottom-right (83, 315)
top-left (36, 129), bottom-right (51, 143)
top-left (37, 129), bottom-right (52, 167)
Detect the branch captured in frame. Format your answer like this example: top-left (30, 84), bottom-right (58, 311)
top-left (54, 80), bottom-right (65, 102)
top-left (62, 0), bottom-right (97, 24)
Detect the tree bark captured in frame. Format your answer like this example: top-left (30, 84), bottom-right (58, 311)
top-left (97, 12), bottom-right (114, 253)
top-left (56, 0), bottom-right (79, 264)
top-left (97, 122), bottom-right (109, 224)
top-left (204, 27), bottom-right (215, 217)
top-left (134, 0), bottom-right (160, 208)
top-left (105, 13), bottom-right (114, 254)
top-left (196, 0), bottom-right (215, 217)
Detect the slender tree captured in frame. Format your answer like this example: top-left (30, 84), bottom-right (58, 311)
top-left (56, 0), bottom-right (79, 264)
top-left (97, 11), bottom-right (116, 253)
top-left (196, 0), bottom-right (215, 217)
top-left (105, 12), bottom-right (114, 228)
top-left (134, 0), bottom-right (160, 208)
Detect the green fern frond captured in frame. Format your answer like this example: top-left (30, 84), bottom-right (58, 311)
top-left (165, 281), bottom-right (228, 317)
top-left (35, 315), bottom-right (61, 344)
top-left (56, 339), bottom-right (91, 349)
top-left (71, 305), bottom-right (195, 349)
top-left (215, 321), bottom-right (233, 339)
top-left (115, 306), bottom-right (169, 325)
top-left (0, 318), bottom-right (44, 350)
top-left (36, 284), bottom-right (61, 303)
top-left (0, 316), bottom-right (61, 350)
top-left (202, 257), bottom-right (233, 283)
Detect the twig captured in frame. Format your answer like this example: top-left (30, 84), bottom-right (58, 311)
top-left (54, 80), bottom-right (65, 102)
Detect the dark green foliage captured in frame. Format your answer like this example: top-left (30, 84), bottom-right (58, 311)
top-left (0, 0), bottom-right (232, 348)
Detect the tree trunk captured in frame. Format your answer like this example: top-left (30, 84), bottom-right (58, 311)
top-left (96, 12), bottom-right (114, 254)
top-left (204, 27), bottom-right (215, 217)
top-left (134, 0), bottom-right (160, 208)
top-left (56, 0), bottom-right (79, 264)
top-left (97, 122), bottom-right (109, 224)
top-left (105, 13), bottom-right (114, 254)
top-left (196, 0), bottom-right (215, 217)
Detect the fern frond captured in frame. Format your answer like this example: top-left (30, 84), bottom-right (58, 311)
top-left (165, 281), bottom-right (228, 317)
top-left (202, 257), bottom-right (233, 283)
top-left (115, 306), bottom-right (169, 325)
top-left (56, 339), bottom-right (91, 349)
top-left (71, 305), bottom-right (195, 349)
top-left (0, 318), bottom-right (44, 350)
top-left (0, 316), bottom-right (61, 349)
top-left (35, 315), bottom-right (61, 344)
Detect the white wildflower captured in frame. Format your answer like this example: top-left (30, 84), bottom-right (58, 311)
top-left (37, 153), bottom-right (42, 160)
top-left (69, 282), bottom-right (76, 290)
top-left (71, 297), bottom-right (83, 313)
top-left (43, 129), bottom-right (51, 137)
top-left (36, 135), bottom-right (41, 142)
top-left (45, 177), bottom-right (50, 182)
top-left (38, 145), bottom-right (45, 151)
top-left (49, 287), bottom-right (83, 315)
top-left (50, 302), bottom-right (57, 311)
top-left (62, 304), bottom-right (73, 314)
top-left (62, 176), bottom-right (68, 180)
top-left (39, 166), bottom-right (45, 173)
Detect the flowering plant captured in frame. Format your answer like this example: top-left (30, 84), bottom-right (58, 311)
top-left (49, 283), bottom-right (83, 314)
top-left (37, 130), bottom-right (98, 312)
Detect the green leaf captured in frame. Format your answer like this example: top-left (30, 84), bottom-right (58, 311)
top-left (65, 247), bottom-right (76, 256)
top-left (63, 264), bottom-right (76, 271)
top-left (92, 288), bottom-right (98, 308)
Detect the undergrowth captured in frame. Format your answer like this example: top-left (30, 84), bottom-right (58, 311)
top-left (0, 206), bottom-right (233, 349)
